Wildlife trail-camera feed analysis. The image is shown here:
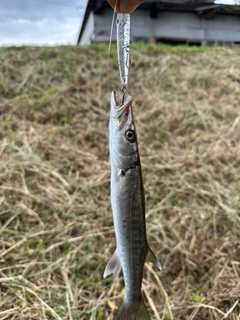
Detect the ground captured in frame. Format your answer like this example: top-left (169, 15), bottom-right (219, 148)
top-left (0, 44), bottom-right (240, 320)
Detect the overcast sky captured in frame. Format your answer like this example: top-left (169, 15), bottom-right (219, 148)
top-left (0, 0), bottom-right (88, 46)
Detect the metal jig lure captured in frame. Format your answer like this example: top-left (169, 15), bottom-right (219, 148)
top-left (116, 13), bottom-right (131, 101)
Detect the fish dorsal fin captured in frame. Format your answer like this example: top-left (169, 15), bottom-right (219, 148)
top-left (147, 246), bottom-right (162, 271)
top-left (103, 250), bottom-right (122, 278)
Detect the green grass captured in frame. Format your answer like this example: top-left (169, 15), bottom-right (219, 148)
top-left (0, 43), bottom-right (240, 319)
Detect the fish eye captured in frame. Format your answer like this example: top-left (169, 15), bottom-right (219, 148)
top-left (125, 129), bottom-right (135, 142)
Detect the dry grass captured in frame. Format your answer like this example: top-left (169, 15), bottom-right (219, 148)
top-left (0, 43), bottom-right (240, 320)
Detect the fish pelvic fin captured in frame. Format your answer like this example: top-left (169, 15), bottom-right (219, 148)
top-left (113, 296), bottom-right (151, 320)
top-left (103, 250), bottom-right (121, 278)
top-left (147, 246), bottom-right (162, 271)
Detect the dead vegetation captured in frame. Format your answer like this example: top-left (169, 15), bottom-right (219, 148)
top-left (0, 44), bottom-right (240, 320)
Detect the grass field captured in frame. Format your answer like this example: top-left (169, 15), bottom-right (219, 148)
top-left (0, 43), bottom-right (240, 320)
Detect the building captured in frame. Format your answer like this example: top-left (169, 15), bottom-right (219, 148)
top-left (78, 0), bottom-right (240, 46)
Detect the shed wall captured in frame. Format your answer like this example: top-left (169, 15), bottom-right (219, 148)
top-left (93, 9), bottom-right (240, 44)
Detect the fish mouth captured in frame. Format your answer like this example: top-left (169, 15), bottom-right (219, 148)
top-left (111, 91), bottom-right (132, 129)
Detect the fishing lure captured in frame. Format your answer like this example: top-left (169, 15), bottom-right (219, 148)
top-left (116, 13), bottom-right (130, 92)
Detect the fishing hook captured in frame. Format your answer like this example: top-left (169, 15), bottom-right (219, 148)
top-left (121, 85), bottom-right (127, 104)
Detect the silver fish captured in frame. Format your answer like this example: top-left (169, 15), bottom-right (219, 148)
top-left (104, 91), bottom-right (162, 320)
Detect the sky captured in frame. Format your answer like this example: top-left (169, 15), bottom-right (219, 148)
top-left (215, 0), bottom-right (239, 4)
top-left (0, 0), bottom-right (88, 46)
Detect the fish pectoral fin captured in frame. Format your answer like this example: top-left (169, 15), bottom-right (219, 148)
top-left (103, 250), bottom-right (122, 278)
top-left (147, 246), bottom-right (162, 271)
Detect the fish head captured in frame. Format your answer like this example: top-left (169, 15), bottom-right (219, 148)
top-left (109, 91), bottom-right (139, 170)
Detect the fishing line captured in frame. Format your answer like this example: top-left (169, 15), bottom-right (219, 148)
top-left (108, 0), bottom-right (118, 60)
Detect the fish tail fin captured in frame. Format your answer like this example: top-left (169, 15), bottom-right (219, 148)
top-left (113, 296), bottom-right (151, 320)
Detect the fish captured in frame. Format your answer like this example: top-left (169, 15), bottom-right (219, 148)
top-left (104, 91), bottom-right (162, 320)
